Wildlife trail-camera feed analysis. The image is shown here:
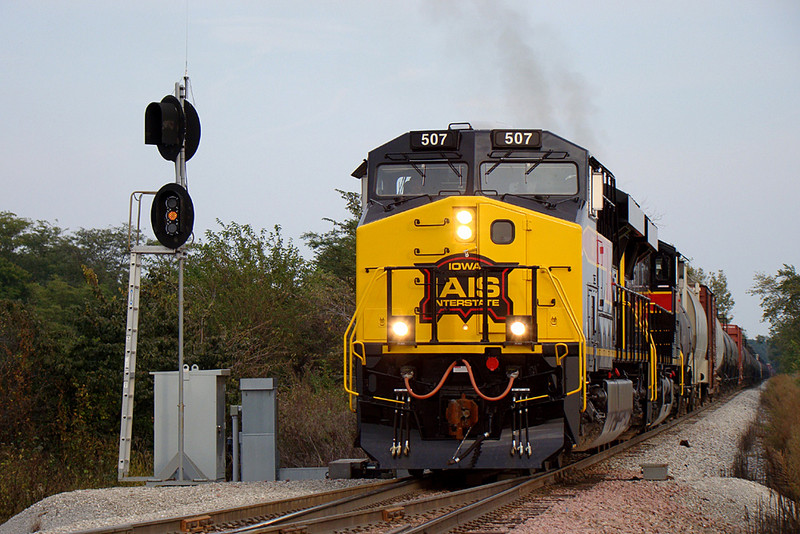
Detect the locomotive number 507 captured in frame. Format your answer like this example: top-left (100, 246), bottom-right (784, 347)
top-left (506, 131), bottom-right (533, 145)
top-left (410, 130), bottom-right (459, 150)
top-left (421, 132), bottom-right (448, 146)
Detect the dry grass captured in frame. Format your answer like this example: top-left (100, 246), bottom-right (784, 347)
top-left (760, 375), bottom-right (800, 502)
top-left (277, 380), bottom-right (362, 467)
top-left (735, 376), bottom-right (800, 533)
top-left (746, 495), bottom-right (799, 534)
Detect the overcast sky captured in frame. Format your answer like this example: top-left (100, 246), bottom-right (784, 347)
top-left (1, 1), bottom-right (798, 337)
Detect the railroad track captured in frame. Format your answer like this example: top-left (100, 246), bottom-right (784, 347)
top-left (74, 478), bottom-right (420, 534)
top-left (79, 390), bottom-right (744, 534)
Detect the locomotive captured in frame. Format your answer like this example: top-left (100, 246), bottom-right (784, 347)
top-left (343, 125), bottom-right (766, 472)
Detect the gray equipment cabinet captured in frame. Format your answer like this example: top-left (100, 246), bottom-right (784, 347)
top-left (152, 367), bottom-right (230, 481)
top-left (240, 378), bottom-right (278, 481)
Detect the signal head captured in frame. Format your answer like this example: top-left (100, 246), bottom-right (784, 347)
top-left (151, 183), bottom-right (194, 249)
top-left (145, 95), bottom-right (200, 162)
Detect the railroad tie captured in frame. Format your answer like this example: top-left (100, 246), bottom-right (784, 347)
top-left (180, 514), bottom-right (213, 532)
top-left (382, 505), bottom-right (406, 521)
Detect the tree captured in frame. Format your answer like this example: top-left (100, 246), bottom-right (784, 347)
top-left (685, 265), bottom-right (734, 324)
top-left (708, 270), bottom-right (734, 324)
top-left (302, 190), bottom-right (361, 291)
top-left (0, 212), bottom-right (33, 300)
top-left (750, 264), bottom-right (800, 372)
top-left (72, 226), bottom-right (130, 287)
top-left (0, 215), bottom-right (132, 446)
top-left (686, 265), bottom-right (705, 286)
top-left (186, 221), bottom-right (313, 380)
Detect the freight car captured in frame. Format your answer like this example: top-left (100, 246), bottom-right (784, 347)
top-left (343, 125), bottom-right (763, 472)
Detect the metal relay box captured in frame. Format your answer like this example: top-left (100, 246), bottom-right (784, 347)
top-left (152, 367), bottom-right (230, 481)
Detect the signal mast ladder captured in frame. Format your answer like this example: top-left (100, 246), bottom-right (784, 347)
top-left (117, 244), bottom-right (176, 481)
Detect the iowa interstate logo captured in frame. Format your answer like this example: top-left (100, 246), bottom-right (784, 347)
top-left (417, 254), bottom-right (515, 323)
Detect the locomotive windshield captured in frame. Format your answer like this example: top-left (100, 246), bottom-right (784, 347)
top-left (479, 162), bottom-right (578, 196)
top-left (375, 163), bottom-right (468, 197)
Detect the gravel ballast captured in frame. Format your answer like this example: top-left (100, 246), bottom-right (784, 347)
top-left (2, 386), bottom-right (770, 534)
top-left (511, 386), bottom-right (773, 533)
top-left (0, 479), bottom-right (375, 534)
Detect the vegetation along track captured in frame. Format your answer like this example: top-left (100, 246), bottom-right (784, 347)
top-left (77, 391), bottom-right (741, 534)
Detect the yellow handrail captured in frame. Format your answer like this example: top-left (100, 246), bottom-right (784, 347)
top-left (343, 268), bottom-right (386, 411)
top-left (620, 288), bottom-right (658, 402)
top-left (649, 334), bottom-right (658, 401)
top-left (540, 268), bottom-right (587, 412)
top-left (555, 342), bottom-right (569, 365)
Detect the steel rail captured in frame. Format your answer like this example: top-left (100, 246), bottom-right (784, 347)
top-left (72, 477), bottom-right (417, 534)
top-left (230, 475), bottom-right (531, 534)
top-left (223, 477), bottom-right (429, 533)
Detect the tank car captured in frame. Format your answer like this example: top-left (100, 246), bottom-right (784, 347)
top-left (343, 125), bottom-right (741, 472)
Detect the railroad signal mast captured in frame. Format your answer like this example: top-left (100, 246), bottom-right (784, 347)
top-left (118, 76), bottom-right (202, 483)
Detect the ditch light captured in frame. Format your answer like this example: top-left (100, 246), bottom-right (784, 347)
top-left (388, 316), bottom-right (416, 345)
top-left (505, 315), bottom-right (534, 344)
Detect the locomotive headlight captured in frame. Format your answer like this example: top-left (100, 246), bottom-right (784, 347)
top-left (505, 315), bottom-right (534, 344)
top-left (454, 208), bottom-right (476, 242)
top-left (455, 210), bottom-right (473, 225)
top-left (388, 316), bottom-right (415, 345)
top-left (456, 225), bottom-right (473, 240)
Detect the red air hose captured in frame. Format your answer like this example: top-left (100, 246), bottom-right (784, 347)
top-left (404, 361), bottom-right (457, 400)
top-left (461, 359), bottom-right (517, 402)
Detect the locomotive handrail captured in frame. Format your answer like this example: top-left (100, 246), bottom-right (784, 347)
top-left (649, 335), bottom-right (658, 401)
top-left (539, 267), bottom-right (587, 412)
top-left (343, 268), bottom-right (387, 411)
top-left (512, 343), bottom-right (572, 404)
top-left (617, 285), bottom-right (660, 402)
top-left (385, 262), bottom-right (531, 345)
top-left (413, 247), bottom-right (450, 256)
top-left (413, 217), bottom-right (449, 227)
